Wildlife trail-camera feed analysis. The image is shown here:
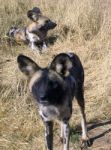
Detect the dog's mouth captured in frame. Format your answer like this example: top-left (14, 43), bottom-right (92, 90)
top-left (38, 95), bottom-right (49, 105)
top-left (39, 100), bottom-right (49, 106)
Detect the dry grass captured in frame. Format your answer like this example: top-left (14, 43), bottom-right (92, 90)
top-left (0, 0), bottom-right (111, 149)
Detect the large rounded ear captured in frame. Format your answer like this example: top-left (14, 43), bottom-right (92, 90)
top-left (32, 7), bottom-right (42, 14)
top-left (17, 55), bottom-right (40, 77)
top-left (27, 7), bottom-right (42, 21)
top-left (50, 53), bottom-right (73, 77)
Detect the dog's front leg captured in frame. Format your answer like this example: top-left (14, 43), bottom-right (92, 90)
top-left (44, 121), bottom-right (53, 150)
top-left (61, 120), bottom-right (70, 150)
top-left (29, 42), bottom-right (38, 50)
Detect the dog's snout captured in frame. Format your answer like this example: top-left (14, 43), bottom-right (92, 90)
top-left (52, 22), bottom-right (57, 28)
top-left (40, 95), bottom-right (47, 101)
top-left (39, 95), bottom-right (49, 105)
top-left (47, 21), bottom-right (57, 29)
top-left (40, 21), bottom-right (57, 31)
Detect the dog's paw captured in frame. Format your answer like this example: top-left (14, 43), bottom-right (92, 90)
top-left (60, 137), bottom-right (66, 144)
top-left (60, 137), bottom-right (64, 143)
top-left (80, 137), bottom-right (92, 149)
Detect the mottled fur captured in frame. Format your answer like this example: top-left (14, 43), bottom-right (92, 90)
top-left (7, 27), bottom-right (27, 44)
top-left (17, 52), bottom-right (91, 150)
top-left (7, 7), bottom-right (57, 51)
top-left (26, 7), bottom-right (57, 51)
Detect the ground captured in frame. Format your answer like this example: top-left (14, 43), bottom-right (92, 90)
top-left (0, 0), bottom-right (111, 150)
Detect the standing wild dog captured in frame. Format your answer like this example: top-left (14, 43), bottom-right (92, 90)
top-left (7, 7), bottom-right (57, 51)
top-left (26, 7), bottom-right (57, 50)
top-left (17, 53), bottom-right (91, 150)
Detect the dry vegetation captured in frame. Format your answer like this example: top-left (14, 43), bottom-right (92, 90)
top-left (0, 0), bottom-right (111, 149)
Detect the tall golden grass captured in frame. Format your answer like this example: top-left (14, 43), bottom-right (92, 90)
top-left (0, 0), bottom-right (111, 149)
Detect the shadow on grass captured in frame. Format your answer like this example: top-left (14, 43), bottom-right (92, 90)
top-left (87, 120), bottom-right (111, 131)
top-left (87, 120), bottom-right (111, 145)
top-left (45, 35), bottom-right (58, 46)
top-left (2, 34), bottom-right (59, 50)
top-left (70, 120), bottom-right (111, 147)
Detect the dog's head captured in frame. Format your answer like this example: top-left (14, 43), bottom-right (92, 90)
top-left (17, 53), bottom-right (73, 106)
top-left (27, 7), bottom-right (42, 21)
top-left (27, 7), bottom-right (57, 31)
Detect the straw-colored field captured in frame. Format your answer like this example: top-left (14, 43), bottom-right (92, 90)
top-left (0, 0), bottom-right (111, 149)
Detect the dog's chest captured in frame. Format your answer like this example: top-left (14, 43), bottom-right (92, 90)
top-left (26, 25), bottom-right (47, 41)
top-left (26, 30), bottom-right (40, 41)
top-left (39, 104), bottom-right (71, 122)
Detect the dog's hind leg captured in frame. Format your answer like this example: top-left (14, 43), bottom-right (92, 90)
top-left (44, 121), bottom-right (53, 150)
top-left (75, 86), bottom-right (91, 148)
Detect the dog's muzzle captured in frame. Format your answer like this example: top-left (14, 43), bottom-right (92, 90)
top-left (46, 21), bottom-right (57, 30)
top-left (40, 21), bottom-right (57, 31)
top-left (39, 95), bottom-right (49, 106)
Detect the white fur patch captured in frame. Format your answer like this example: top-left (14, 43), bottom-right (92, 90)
top-left (56, 64), bottom-right (63, 73)
top-left (67, 52), bottom-right (74, 58)
top-left (39, 105), bottom-right (59, 121)
top-left (29, 71), bottom-right (42, 92)
top-left (26, 66), bottom-right (33, 71)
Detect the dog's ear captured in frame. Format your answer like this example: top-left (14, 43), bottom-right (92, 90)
top-left (27, 7), bottom-right (42, 21)
top-left (50, 53), bottom-right (73, 77)
top-left (32, 7), bottom-right (42, 14)
top-left (17, 55), bottom-right (40, 77)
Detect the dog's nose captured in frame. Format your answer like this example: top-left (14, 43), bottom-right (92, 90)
top-left (49, 22), bottom-right (57, 28)
top-left (53, 22), bottom-right (57, 28)
top-left (40, 95), bottom-right (47, 101)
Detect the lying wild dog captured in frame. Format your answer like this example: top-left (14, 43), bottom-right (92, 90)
top-left (17, 53), bottom-right (91, 150)
top-left (26, 7), bottom-right (57, 50)
top-left (7, 7), bottom-right (57, 51)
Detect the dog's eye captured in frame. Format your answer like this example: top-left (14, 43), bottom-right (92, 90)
top-left (46, 20), bottom-right (50, 23)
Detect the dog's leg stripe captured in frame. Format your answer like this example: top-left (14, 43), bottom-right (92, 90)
top-left (63, 121), bottom-right (70, 150)
top-left (44, 121), bottom-right (53, 150)
top-left (60, 122), bottom-right (64, 143)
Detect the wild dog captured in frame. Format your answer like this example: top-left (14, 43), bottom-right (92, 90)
top-left (17, 53), bottom-right (91, 150)
top-left (7, 26), bottom-right (28, 45)
top-left (7, 7), bottom-right (57, 51)
top-left (26, 7), bottom-right (57, 51)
